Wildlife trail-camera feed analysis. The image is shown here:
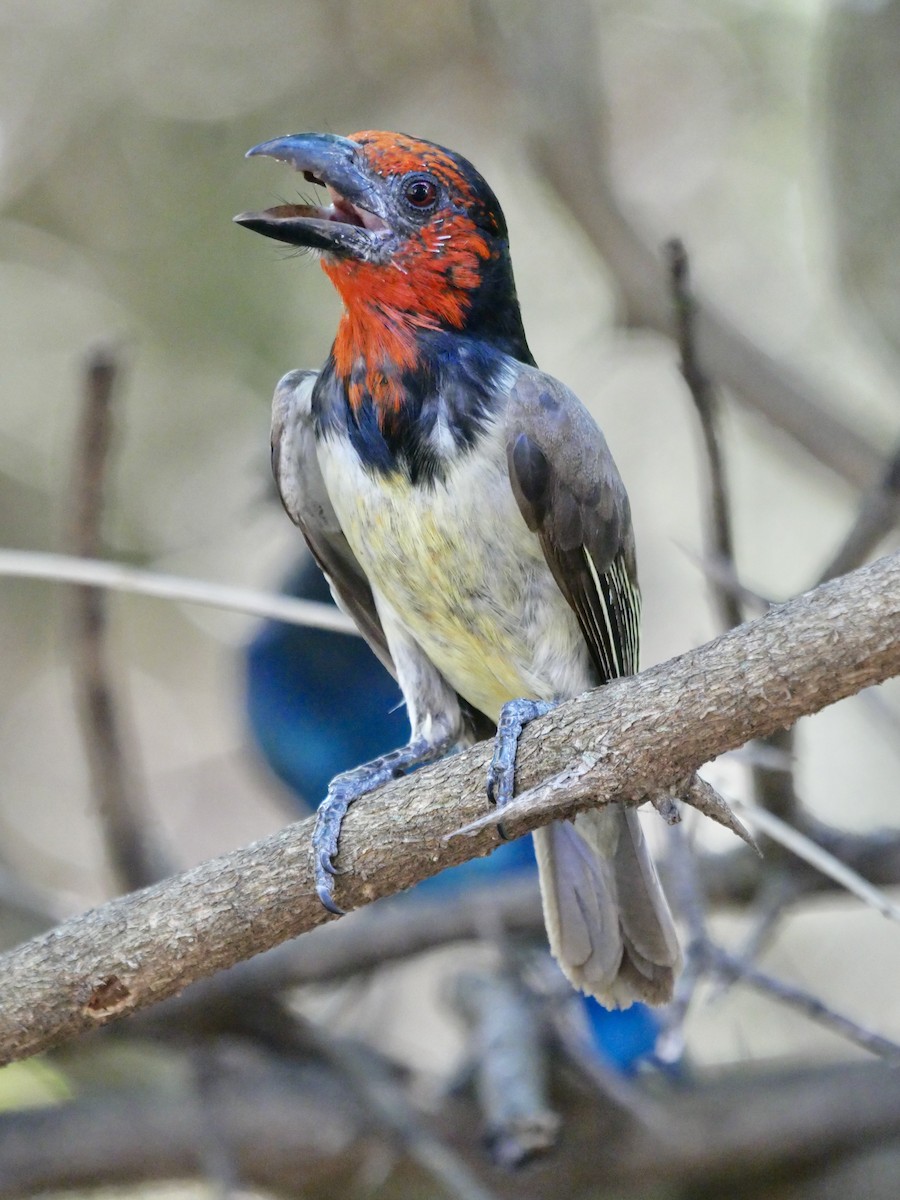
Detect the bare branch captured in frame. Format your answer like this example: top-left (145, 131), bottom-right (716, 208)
top-left (0, 1067), bottom-right (370, 1200)
top-left (667, 239), bottom-right (743, 631)
top-left (0, 551), bottom-right (896, 1065)
top-left (452, 967), bottom-right (560, 1167)
top-left (144, 877), bottom-right (543, 1026)
top-left (819, 438), bottom-right (900, 583)
top-left (8, 1059), bottom-right (900, 1197)
top-left (705, 871), bottom-right (800, 1003)
top-left (733, 801), bottom-right (900, 921)
top-left (0, 548), bottom-right (357, 633)
top-left (708, 946), bottom-right (900, 1064)
top-left (69, 345), bottom-right (166, 891)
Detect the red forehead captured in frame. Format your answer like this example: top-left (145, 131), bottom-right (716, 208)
top-left (349, 130), bottom-right (470, 192)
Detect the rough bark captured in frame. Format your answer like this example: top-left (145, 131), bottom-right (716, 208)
top-left (0, 551), bottom-right (897, 1066)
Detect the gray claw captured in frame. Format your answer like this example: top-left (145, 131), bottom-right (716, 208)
top-left (320, 850), bottom-right (347, 878)
top-left (316, 880), bottom-right (345, 916)
top-left (486, 762), bottom-right (515, 809)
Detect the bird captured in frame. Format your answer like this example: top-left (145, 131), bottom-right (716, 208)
top-left (236, 129), bottom-right (680, 1008)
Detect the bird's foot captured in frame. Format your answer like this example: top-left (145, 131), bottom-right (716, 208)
top-left (313, 736), bottom-right (453, 914)
top-left (486, 698), bottom-right (556, 839)
top-left (313, 774), bottom-right (362, 915)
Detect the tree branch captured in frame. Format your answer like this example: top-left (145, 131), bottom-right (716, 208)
top-left (0, 551), bottom-right (897, 1065)
top-left (819, 438), bottom-right (900, 583)
top-left (0, 548), bottom-right (356, 633)
top-left (69, 345), bottom-right (167, 891)
top-left (667, 238), bottom-right (743, 632)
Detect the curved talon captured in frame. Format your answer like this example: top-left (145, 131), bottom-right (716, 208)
top-left (487, 765), bottom-right (515, 809)
top-left (316, 881), bottom-right (346, 916)
top-left (487, 770), bottom-right (513, 839)
top-left (316, 848), bottom-right (342, 877)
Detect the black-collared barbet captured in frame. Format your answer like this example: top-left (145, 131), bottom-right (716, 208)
top-left (236, 130), bottom-right (680, 1007)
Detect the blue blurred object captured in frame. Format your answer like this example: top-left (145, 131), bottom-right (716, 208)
top-left (245, 556), bottom-right (665, 1072)
top-left (246, 559), bottom-right (407, 807)
top-left (246, 558), bottom-right (536, 886)
top-left (583, 1001), bottom-right (661, 1074)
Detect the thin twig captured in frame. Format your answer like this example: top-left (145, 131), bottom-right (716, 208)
top-left (665, 244), bottom-right (802, 828)
top-left (680, 544), bottom-right (772, 615)
top-left (819, 439), bottom-right (900, 583)
top-left (733, 801), bottom-right (900, 921)
top-left (0, 548), bottom-right (357, 633)
top-left (708, 946), bottom-right (900, 1064)
top-left (667, 239), bottom-right (743, 631)
top-left (69, 346), bottom-right (165, 892)
top-left (453, 767), bottom-right (755, 848)
top-left (705, 871), bottom-right (799, 1003)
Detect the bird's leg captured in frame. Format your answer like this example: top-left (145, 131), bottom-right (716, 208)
top-left (487, 698), bottom-right (557, 838)
top-left (314, 734), bottom-right (456, 914)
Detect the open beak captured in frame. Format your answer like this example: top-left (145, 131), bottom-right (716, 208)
top-left (234, 132), bottom-right (391, 258)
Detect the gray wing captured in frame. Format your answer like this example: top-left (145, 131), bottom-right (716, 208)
top-left (271, 369), bottom-right (395, 676)
top-left (506, 369), bottom-right (641, 681)
top-left (509, 371), bottom-right (679, 1005)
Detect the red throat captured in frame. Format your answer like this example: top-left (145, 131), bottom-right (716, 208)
top-left (323, 222), bottom-right (492, 416)
top-left (322, 132), bottom-right (495, 418)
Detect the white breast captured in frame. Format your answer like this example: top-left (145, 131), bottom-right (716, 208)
top-left (317, 419), bottom-right (593, 721)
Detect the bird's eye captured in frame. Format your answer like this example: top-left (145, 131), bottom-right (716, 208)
top-left (402, 175), bottom-right (438, 211)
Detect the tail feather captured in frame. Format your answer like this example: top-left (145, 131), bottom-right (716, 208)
top-left (533, 806), bottom-right (680, 1009)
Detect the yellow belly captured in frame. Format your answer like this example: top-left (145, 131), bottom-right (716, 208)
top-left (319, 428), bottom-right (586, 721)
top-left (366, 500), bottom-right (539, 717)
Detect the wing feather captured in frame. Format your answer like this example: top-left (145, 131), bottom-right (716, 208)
top-left (506, 370), bottom-right (640, 682)
top-left (271, 369), bottom-right (395, 675)
top-left (507, 370), bottom-right (678, 1006)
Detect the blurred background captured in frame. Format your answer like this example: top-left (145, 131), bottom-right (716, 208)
top-left (1, 0), bottom-right (899, 1197)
